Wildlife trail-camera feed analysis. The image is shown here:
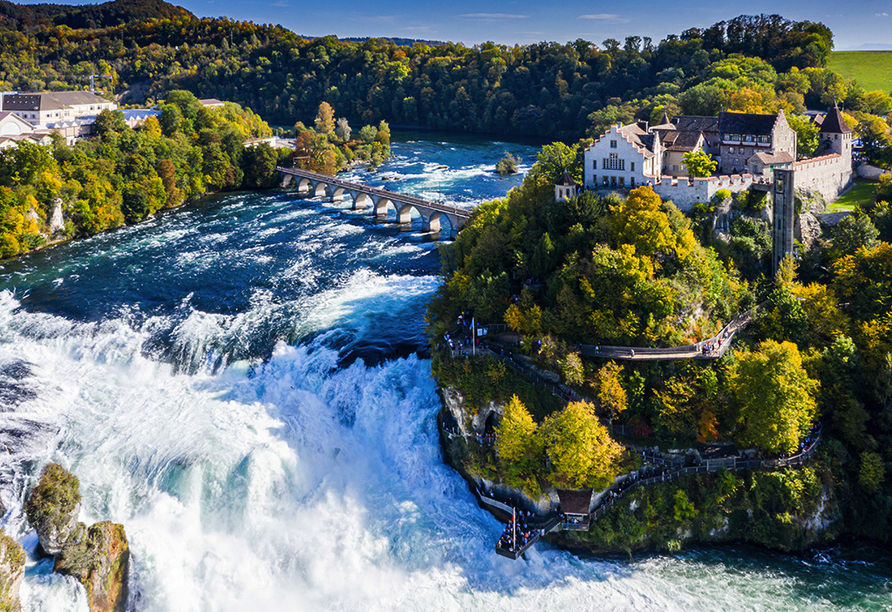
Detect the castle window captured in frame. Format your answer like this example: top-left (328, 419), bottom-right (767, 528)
top-left (631, 162), bottom-right (635, 171)
top-left (610, 140), bottom-right (617, 148)
top-left (619, 177), bottom-right (625, 187)
top-left (592, 160), bottom-right (597, 170)
top-left (603, 153), bottom-right (624, 170)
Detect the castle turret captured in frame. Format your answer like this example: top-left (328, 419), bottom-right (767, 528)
top-left (819, 103), bottom-right (853, 161)
top-left (555, 171), bottom-right (579, 203)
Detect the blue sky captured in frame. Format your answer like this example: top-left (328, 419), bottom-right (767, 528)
top-left (177, 0), bottom-right (892, 50)
top-left (23, 0), bottom-right (892, 49)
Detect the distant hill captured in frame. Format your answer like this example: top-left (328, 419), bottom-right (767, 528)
top-left (340, 36), bottom-right (446, 47)
top-left (0, 0), bottom-right (192, 29)
top-left (828, 51), bottom-right (892, 94)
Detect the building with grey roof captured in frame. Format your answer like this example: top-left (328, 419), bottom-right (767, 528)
top-left (0, 91), bottom-right (116, 126)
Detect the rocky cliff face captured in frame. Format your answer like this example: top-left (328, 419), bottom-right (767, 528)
top-left (25, 464), bottom-right (129, 612)
top-left (54, 522), bottom-right (129, 612)
top-left (0, 530), bottom-right (25, 612)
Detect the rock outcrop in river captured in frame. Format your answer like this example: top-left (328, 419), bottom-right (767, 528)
top-left (26, 464), bottom-right (129, 612)
top-left (0, 530), bottom-right (25, 612)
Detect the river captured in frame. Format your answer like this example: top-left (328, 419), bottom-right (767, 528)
top-left (0, 132), bottom-right (889, 611)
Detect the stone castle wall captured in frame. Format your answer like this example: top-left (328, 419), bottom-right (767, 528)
top-left (793, 154), bottom-right (852, 203)
top-left (652, 174), bottom-right (755, 211)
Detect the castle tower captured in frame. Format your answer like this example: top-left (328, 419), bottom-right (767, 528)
top-left (771, 168), bottom-right (795, 276)
top-left (555, 170), bottom-right (578, 203)
top-left (819, 103), bottom-right (853, 161)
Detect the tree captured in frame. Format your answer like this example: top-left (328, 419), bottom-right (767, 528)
top-left (730, 340), bottom-right (819, 455)
top-left (120, 183), bottom-right (149, 224)
top-left (532, 142), bottom-right (579, 184)
top-left (787, 114), bottom-right (820, 158)
top-left (560, 352), bottom-right (585, 387)
top-left (596, 362), bottom-right (627, 420)
top-left (314, 102), bottom-right (335, 135)
top-left (156, 159), bottom-right (181, 207)
top-left (542, 401), bottom-right (623, 489)
top-left (610, 186), bottom-right (678, 259)
top-left (495, 395), bottom-right (537, 465)
top-left (242, 143), bottom-right (278, 189)
top-left (358, 125), bottom-right (377, 144)
top-left (832, 214), bottom-right (879, 257)
top-left (496, 152), bottom-right (518, 176)
top-left (334, 117), bottom-right (351, 142)
top-left (682, 149), bottom-right (717, 177)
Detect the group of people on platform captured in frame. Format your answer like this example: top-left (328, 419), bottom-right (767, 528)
top-left (701, 330), bottom-right (732, 355)
top-left (497, 516), bottom-right (535, 553)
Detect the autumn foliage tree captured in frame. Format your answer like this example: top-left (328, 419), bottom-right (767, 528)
top-left (541, 401), bottom-right (623, 489)
top-left (731, 340), bottom-right (819, 455)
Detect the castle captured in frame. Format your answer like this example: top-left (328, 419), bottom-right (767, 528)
top-left (582, 105), bottom-right (853, 210)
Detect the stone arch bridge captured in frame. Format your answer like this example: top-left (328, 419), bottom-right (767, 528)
top-left (277, 166), bottom-right (471, 237)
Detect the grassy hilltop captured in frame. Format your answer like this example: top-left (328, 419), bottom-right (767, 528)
top-left (828, 51), bottom-right (892, 94)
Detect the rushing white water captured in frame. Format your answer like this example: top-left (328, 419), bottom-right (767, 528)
top-left (0, 133), bottom-right (889, 611)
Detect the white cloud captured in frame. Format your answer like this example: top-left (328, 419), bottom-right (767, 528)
top-left (578, 13), bottom-right (630, 23)
top-left (459, 13), bottom-right (529, 19)
top-left (876, 12), bottom-right (889, 16)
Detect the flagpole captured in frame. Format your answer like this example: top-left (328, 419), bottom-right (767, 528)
top-left (512, 506), bottom-right (516, 551)
top-left (472, 317), bottom-right (476, 356)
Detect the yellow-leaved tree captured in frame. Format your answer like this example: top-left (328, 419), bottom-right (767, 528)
top-left (730, 340), bottom-right (819, 455)
top-left (596, 362), bottom-right (627, 422)
top-left (542, 401), bottom-right (623, 489)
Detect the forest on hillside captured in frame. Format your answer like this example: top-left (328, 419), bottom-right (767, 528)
top-left (0, 7), bottom-right (857, 136)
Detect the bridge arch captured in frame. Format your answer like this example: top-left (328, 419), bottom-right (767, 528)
top-left (313, 182), bottom-right (331, 198)
top-left (350, 191), bottom-right (372, 210)
top-left (295, 177), bottom-right (314, 195)
top-left (398, 204), bottom-right (423, 228)
top-left (375, 198), bottom-right (399, 221)
top-left (331, 187), bottom-right (347, 203)
top-left (426, 212), bottom-right (454, 236)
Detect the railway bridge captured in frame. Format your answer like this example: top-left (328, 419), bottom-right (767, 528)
top-left (277, 166), bottom-right (471, 237)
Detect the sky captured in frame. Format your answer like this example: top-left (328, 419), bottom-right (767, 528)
top-left (167, 0), bottom-right (891, 50)
top-left (17, 0), bottom-right (892, 50)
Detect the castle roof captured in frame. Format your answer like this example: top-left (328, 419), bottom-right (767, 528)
top-left (718, 111), bottom-right (779, 136)
top-left (618, 123), bottom-right (656, 158)
top-left (659, 129), bottom-right (702, 152)
top-left (557, 170), bottom-right (576, 186)
top-left (651, 110), bottom-right (676, 131)
top-left (671, 115), bottom-right (719, 133)
top-left (819, 105), bottom-right (852, 134)
top-left (748, 151), bottom-right (794, 165)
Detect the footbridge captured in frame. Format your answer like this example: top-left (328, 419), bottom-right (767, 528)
top-left (277, 166), bottom-right (471, 237)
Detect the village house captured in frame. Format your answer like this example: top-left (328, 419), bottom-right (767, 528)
top-left (1, 91), bottom-right (116, 126)
top-left (583, 106), bottom-right (852, 209)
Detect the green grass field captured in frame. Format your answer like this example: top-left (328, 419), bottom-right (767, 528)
top-left (829, 178), bottom-right (877, 212)
top-left (828, 51), bottom-right (892, 93)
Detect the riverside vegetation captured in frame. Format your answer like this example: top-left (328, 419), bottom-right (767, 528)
top-left (428, 144), bottom-right (892, 553)
top-left (0, 94), bottom-right (392, 261)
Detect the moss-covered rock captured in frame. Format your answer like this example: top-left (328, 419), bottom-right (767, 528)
top-left (25, 463), bottom-right (81, 556)
top-left (54, 521), bottom-right (129, 612)
top-left (0, 530), bottom-right (25, 612)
